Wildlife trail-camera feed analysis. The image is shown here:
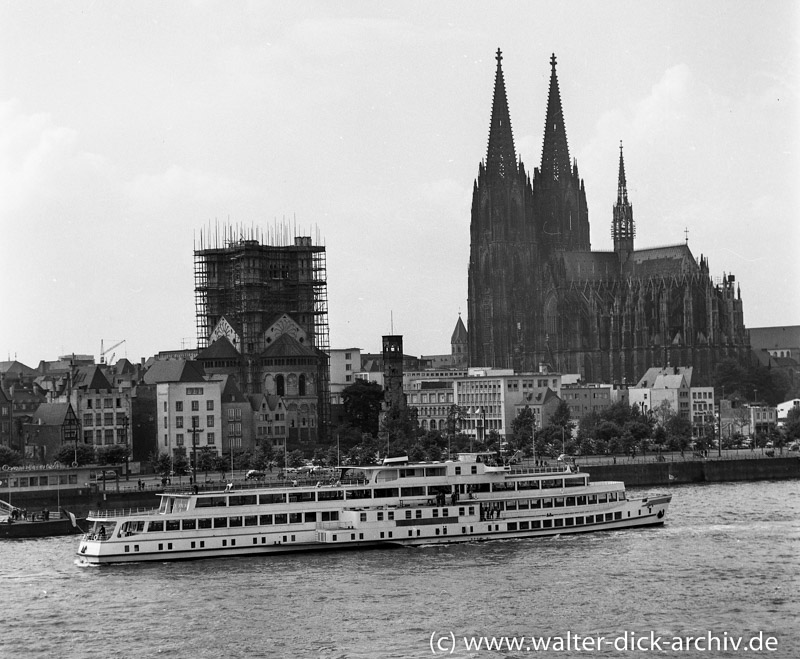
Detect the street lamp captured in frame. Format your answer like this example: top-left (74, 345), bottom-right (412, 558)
top-left (121, 413), bottom-right (130, 480)
top-left (189, 418), bottom-right (204, 484)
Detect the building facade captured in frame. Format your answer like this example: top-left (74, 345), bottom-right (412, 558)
top-left (467, 51), bottom-right (750, 385)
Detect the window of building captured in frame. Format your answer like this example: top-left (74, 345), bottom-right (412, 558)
top-left (206, 400), bottom-right (214, 411)
top-left (176, 401), bottom-right (183, 412)
top-left (207, 432), bottom-right (215, 445)
top-left (207, 415), bottom-right (214, 427)
top-left (176, 434), bottom-right (184, 446)
top-left (176, 416), bottom-right (184, 428)
top-left (191, 400), bottom-right (199, 412)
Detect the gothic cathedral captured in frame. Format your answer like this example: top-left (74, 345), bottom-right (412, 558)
top-left (467, 51), bottom-right (750, 385)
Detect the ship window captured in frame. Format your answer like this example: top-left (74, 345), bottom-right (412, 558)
top-left (274, 514), bottom-right (288, 525)
top-left (198, 518), bottom-right (212, 529)
top-left (564, 477), bottom-right (584, 488)
top-left (182, 519), bottom-right (196, 530)
top-left (317, 490), bottom-right (344, 501)
top-left (586, 515), bottom-right (594, 523)
top-left (506, 501), bottom-right (517, 511)
top-left (507, 522), bottom-right (518, 531)
top-left (432, 510), bottom-right (438, 518)
top-left (415, 510), bottom-right (422, 519)
top-left (542, 498), bottom-right (553, 508)
top-left (554, 519), bottom-right (563, 527)
top-left (289, 513), bottom-right (302, 524)
top-left (408, 530), bottom-right (413, 537)
top-left (458, 507), bottom-right (465, 516)
top-left (359, 513), bottom-right (367, 522)
top-left (542, 519), bottom-right (552, 528)
top-left (554, 497), bottom-right (565, 507)
top-left (347, 489), bottom-right (371, 500)
top-left (124, 545), bottom-right (129, 552)
top-left (260, 515), bottom-right (273, 525)
top-left (471, 466), bottom-right (477, 475)
top-left (380, 532), bottom-right (385, 539)
top-left (199, 541), bottom-right (204, 548)
top-left (605, 513), bottom-right (613, 521)
top-left (387, 512), bottom-right (394, 521)
top-left (388, 532), bottom-right (393, 538)
top-left (191, 541), bottom-right (195, 548)
top-left (214, 517), bottom-right (227, 528)
top-left (374, 488), bottom-right (399, 498)
top-left (455, 467), bottom-right (461, 475)
top-left (377, 512), bottom-right (384, 521)
top-left (405, 511), bottom-right (412, 520)
top-left (245, 515), bottom-right (258, 526)
top-left (469, 507), bottom-right (475, 515)
top-left (400, 487), bottom-right (425, 497)
top-left (229, 495), bottom-right (257, 506)
top-left (566, 497), bottom-right (575, 506)
top-left (158, 543), bottom-right (163, 550)
top-left (588, 495), bottom-right (597, 505)
top-left (435, 529), bottom-right (440, 535)
top-left (252, 538), bottom-right (257, 545)
top-left (320, 511), bottom-right (339, 522)
top-left (359, 533), bottom-right (363, 540)
top-left (304, 512), bottom-right (316, 523)
top-left (442, 509), bottom-right (448, 517)
top-left (222, 539), bottom-right (227, 546)
top-left (518, 500), bottom-right (529, 510)
top-left (229, 516), bottom-right (243, 527)
top-left (531, 521), bottom-right (541, 529)
top-left (598, 494), bottom-right (608, 504)
top-left (614, 512), bottom-right (622, 520)
top-left (147, 521), bottom-right (164, 532)
top-left (565, 518), bottom-right (574, 526)
top-left (168, 543), bottom-right (173, 549)
top-left (166, 520), bottom-right (180, 531)
top-left (260, 493), bottom-right (287, 505)
top-left (609, 492), bottom-right (617, 502)
top-left (289, 491), bottom-right (315, 503)
top-left (576, 516), bottom-right (584, 525)
top-left (577, 496), bottom-right (587, 505)
top-left (519, 521), bottom-right (529, 530)
top-left (332, 534), bottom-right (337, 541)
top-left (351, 534), bottom-right (356, 540)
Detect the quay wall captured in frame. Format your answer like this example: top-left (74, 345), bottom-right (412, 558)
top-left (584, 457), bottom-right (800, 488)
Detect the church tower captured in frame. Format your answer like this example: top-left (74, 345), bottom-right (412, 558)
top-left (532, 54), bottom-right (590, 252)
top-left (612, 141), bottom-right (635, 263)
top-left (467, 49), bottom-right (538, 370)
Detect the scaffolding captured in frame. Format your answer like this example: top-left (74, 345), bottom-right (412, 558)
top-left (193, 222), bottom-right (331, 438)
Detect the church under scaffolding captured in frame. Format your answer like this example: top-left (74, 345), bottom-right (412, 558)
top-left (194, 224), bottom-right (330, 441)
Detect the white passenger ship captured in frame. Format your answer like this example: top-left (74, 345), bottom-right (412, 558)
top-left (76, 453), bottom-right (671, 564)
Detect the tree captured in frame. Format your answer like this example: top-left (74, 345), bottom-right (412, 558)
top-left (665, 415), bottom-right (692, 455)
top-left (96, 444), bottom-right (129, 466)
top-left (197, 447), bottom-right (217, 480)
top-left (150, 452), bottom-right (172, 479)
top-left (55, 443), bottom-right (95, 466)
top-left (0, 445), bottom-right (22, 468)
top-left (286, 450), bottom-right (305, 469)
top-left (510, 406), bottom-right (535, 454)
top-left (342, 380), bottom-right (384, 436)
top-left (380, 403), bottom-right (419, 454)
top-left (784, 407), bottom-right (800, 441)
top-left (549, 399), bottom-right (574, 433)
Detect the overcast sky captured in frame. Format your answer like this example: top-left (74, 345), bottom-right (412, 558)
top-left (2, 1), bottom-right (798, 367)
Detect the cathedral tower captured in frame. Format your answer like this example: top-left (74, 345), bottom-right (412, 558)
top-left (532, 54), bottom-right (590, 253)
top-left (467, 49), bottom-right (538, 370)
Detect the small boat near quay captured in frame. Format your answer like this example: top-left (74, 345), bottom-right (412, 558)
top-left (76, 453), bottom-right (671, 564)
top-left (1, 500), bottom-right (85, 539)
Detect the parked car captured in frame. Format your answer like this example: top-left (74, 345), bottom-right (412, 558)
top-left (245, 470), bottom-right (265, 480)
top-left (95, 470), bottom-right (118, 481)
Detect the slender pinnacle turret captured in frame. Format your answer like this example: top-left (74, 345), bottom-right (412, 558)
top-left (485, 48), bottom-right (516, 179)
top-left (540, 54), bottom-right (571, 182)
top-left (612, 141), bottom-right (635, 258)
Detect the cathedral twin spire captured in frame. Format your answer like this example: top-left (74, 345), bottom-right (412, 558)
top-left (485, 48), bottom-right (517, 179)
top-left (540, 54), bottom-right (572, 183)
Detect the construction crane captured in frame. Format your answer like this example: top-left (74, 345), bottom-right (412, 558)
top-left (100, 339), bottom-right (126, 365)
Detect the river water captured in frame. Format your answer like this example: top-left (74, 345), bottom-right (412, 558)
top-left (1, 481), bottom-right (798, 658)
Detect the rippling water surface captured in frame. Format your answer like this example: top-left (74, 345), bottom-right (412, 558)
top-left (2, 481), bottom-right (798, 658)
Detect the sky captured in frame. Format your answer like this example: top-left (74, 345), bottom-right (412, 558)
top-left (1, 1), bottom-right (798, 367)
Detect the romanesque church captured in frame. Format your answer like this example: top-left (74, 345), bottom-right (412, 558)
top-left (467, 51), bottom-right (750, 385)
